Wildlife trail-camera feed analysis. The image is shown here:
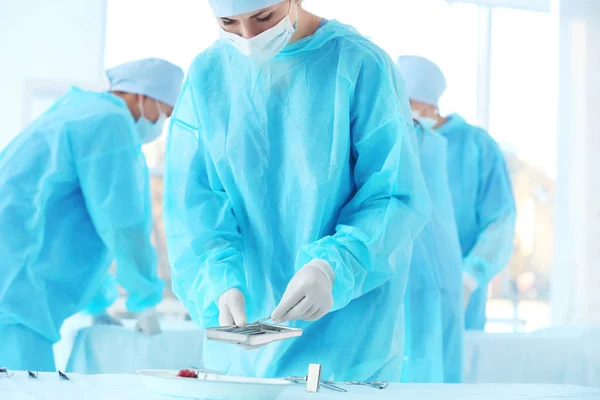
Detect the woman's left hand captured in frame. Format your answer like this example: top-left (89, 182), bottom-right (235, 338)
top-left (271, 259), bottom-right (334, 323)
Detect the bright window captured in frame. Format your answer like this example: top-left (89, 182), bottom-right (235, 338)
top-left (486, 6), bottom-right (557, 332)
top-left (104, 0), bottom-right (217, 72)
top-left (305, 0), bottom-right (480, 122)
top-left (488, 7), bottom-right (558, 177)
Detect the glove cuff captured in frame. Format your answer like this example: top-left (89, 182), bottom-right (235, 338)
top-left (306, 259), bottom-right (335, 286)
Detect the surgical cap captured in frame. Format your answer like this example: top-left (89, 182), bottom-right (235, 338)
top-left (209, 0), bottom-right (285, 17)
top-left (106, 58), bottom-right (184, 107)
top-left (396, 56), bottom-right (447, 107)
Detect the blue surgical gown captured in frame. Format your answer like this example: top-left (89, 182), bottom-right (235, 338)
top-left (164, 20), bottom-right (431, 382)
top-left (401, 124), bottom-right (464, 383)
top-left (0, 88), bottom-right (164, 369)
top-left (436, 114), bottom-right (516, 330)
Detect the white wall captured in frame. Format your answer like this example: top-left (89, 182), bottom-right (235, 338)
top-left (552, 0), bottom-right (600, 325)
top-left (0, 0), bottom-right (107, 149)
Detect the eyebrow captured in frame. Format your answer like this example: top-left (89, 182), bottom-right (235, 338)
top-left (249, 9), bottom-right (272, 18)
top-left (220, 6), bottom-right (273, 23)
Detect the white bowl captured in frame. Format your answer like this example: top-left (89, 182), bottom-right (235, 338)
top-left (136, 369), bottom-right (295, 400)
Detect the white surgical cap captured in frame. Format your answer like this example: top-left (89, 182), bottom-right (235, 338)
top-left (396, 56), bottom-right (447, 107)
top-left (106, 58), bottom-right (184, 108)
top-left (209, 0), bottom-right (284, 17)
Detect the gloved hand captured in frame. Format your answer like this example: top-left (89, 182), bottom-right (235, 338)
top-left (219, 288), bottom-right (247, 327)
top-left (272, 259), bottom-right (334, 323)
top-left (463, 272), bottom-right (477, 309)
top-left (92, 313), bottom-right (123, 327)
top-left (135, 308), bottom-right (162, 335)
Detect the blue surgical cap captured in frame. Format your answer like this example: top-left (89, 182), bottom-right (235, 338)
top-left (396, 56), bottom-right (447, 107)
top-left (106, 58), bottom-right (184, 107)
top-left (209, 0), bottom-right (285, 17)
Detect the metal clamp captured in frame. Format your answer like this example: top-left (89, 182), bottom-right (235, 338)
top-left (284, 365), bottom-right (347, 394)
top-left (320, 380), bottom-right (348, 393)
top-left (283, 364), bottom-right (388, 393)
top-left (345, 380), bottom-right (389, 390)
top-left (58, 370), bottom-right (70, 381)
top-left (306, 364), bottom-right (321, 393)
top-left (0, 367), bottom-right (13, 379)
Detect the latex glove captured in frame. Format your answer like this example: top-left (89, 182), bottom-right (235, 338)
top-left (463, 272), bottom-right (477, 309)
top-left (219, 288), bottom-right (247, 327)
top-left (272, 259), bottom-right (334, 323)
top-left (135, 308), bottom-right (162, 335)
top-left (92, 313), bottom-right (123, 327)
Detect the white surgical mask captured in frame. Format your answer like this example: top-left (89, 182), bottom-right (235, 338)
top-left (137, 100), bottom-right (167, 144)
top-left (417, 117), bottom-right (438, 129)
top-left (412, 110), bottom-right (438, 130)
top-left (219, 0), bottom-right (298, 64)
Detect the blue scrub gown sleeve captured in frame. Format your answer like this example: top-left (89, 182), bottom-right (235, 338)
top-left (83, 274), bottom-right (119, 316)
top-left (76, 115), bottom-right (164, 313)
top-left (296, 55), bottom-right (432, 311)
top-left (464, 214), bottom-right (516, 286)
top-left (463, 137), bottom-right (516, 286)
top-left (163, 76), bottom-right (246, 328)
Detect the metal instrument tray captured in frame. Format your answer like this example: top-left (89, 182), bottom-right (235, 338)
top-left (206, 323), bottom-right (302, 349)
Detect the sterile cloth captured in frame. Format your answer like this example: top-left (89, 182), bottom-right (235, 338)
top-left (464, 326), bottom-right (600, 389)
top-left (60, 319), bottom-right (203, 374)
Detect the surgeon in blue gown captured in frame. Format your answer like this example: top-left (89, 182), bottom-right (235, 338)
top-left (0, 58), bottom-right (183, 371)
top-left (397, 56), bottom-right (516, 330)
top-left (401, 121), bottom-right (464, 383)
top-left (164, 0), bottom-right (431, 382)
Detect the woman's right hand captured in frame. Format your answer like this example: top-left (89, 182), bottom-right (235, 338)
top-left (218, 288), bottom-right (247, 327)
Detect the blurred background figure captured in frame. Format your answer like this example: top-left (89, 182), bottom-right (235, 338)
top-left (397, 55), bottom-right (516, 330)
top-left (0, 58), bottom-right (183, 371)
top-left (401, 121), bottom-right (464, 383)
